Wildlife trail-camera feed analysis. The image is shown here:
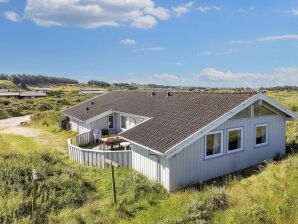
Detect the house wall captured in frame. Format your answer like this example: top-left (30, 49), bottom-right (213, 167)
top-left (168, 115), bottom-right (286, 191)
top-left (130, 115), bottom-right (286, 191)
top-left (131, 144), bottom-right (170, 191)
top-left (69, 112), bottom-right (147, 134)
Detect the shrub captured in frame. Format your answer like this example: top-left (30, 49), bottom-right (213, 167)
top-left (0, 152), bottom-right (94, 223)
top-left (226, 204), bottom-right (270, 224)
top-left (205, 187), bottom-right (229, 211)
top-left (178, 188), bottom-right (229, 224)
top-left (37, 102), bottom-right (53, 111)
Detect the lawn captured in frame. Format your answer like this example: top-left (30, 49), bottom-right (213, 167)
top-left (0, 90), bottom-right (297, 223)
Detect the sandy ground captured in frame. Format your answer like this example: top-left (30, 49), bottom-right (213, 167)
top-left (0, 115), bottom-right (46, 137)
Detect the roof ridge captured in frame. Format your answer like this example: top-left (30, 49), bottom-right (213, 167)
top-left (111, 90), bottom-right (259, 94)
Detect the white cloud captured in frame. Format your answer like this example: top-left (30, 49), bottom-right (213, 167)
top-left (145, 6), bottom-right (170, 20)
top-left (172, 1), bottom-right (194, 17)
top-left (273, 8), bottom-right (298, 16)
top-left (257, 34), bottom-right (298, 41)
top-left (229, 34), bottom-right (298, 44)
top-left (120, 38), bottom-right (137, 45)
top-left (23, 0), bottom-right (170, 29)
top-left (200, 48), bottom-right (237, 56)
top-left (292, 8), bottom-right (298, 15)
top-left (134, 46), bottom-right (164, 52)
top-left (196, 6), bottom-right (220, 13)
top-left (195, 67), bottom-right (298, 87)
top-left (4, 11), bottom-right (22, 22)
top-left (133, 66), bottom-right (298, 87)
top-left (131, 15), bottom-right (157, 29)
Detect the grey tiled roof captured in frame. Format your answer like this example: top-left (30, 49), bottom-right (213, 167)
top-left (63, 91), bottom-right (257, 153)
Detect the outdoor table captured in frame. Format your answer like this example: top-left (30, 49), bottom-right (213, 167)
top-left (120, 142), bottom-right (130, 150)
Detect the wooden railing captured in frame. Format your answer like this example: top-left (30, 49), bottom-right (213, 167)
top-left (68, 139), bottom-right (132, 168)
top-left (76, 130), bottom-right (93, 147)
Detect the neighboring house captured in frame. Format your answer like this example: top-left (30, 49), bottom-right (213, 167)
top-left (32, 87), bottom-right (50, 92)
top-left (19, 91), bottom-right (47, 99)
top-left (80, 89), bottom-right (106, 94)
top-left (0, 91), bottom-right (46, 99)
top-left (0, 89), bottom-right (8, 93)
top-left (63, 91), bottom-right (297, 191)
top-left (0, 92), bottom-right (20, 98)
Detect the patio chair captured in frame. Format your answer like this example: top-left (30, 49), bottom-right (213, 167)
top-left (93, 129), bottom-right (101, 143)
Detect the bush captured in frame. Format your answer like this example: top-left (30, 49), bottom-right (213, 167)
top-left (0, 152), bottom-right (94, 223)
top-left (205, 187), bottom-right (229, 211)
top-left (178, 187), bottom-right (229, 223)
top-left (227, 204), bottom-right (270, 224)
top-left (116, 173), bottom-right (168, 219)
top-left (37, 103), bottom-right (53, 111)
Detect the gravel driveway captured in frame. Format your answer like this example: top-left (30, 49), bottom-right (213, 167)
top-left (0, 115), bottom-right (46, 137)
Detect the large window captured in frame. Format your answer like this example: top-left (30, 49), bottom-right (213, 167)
top-left (129, 117), bottom-right (136, 127)
top-left (255, 124), bottom-right (268, 146)
top-left (205, 131), bottom-right (223, 158)
top-left (121, 115), bottom-right (126, 129)
top-left (228, 128), bottom-right (243, 153)
top-left (108, 115), bottom-right (114, 129)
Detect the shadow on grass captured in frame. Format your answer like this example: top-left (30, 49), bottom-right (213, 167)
top-left (178, 141), bottom-right (298, 192)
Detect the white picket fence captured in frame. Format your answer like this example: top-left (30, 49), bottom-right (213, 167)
top-left (76, 130), bottom-right (93, 146)
top-left (68, 139), bottom-right (132, 168)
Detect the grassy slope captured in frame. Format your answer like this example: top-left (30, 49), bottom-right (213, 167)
top-left (0, 80), bottom-right (20, 91)
top-left (0, 90), bottom-right (297, 223)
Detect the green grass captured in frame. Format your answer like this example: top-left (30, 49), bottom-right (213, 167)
top-left (0, 90), bottom-right (297, 223)
top-left (0, 91), bottom-right (95, 119)
top-left (0, 80), bottom-right (20, 91)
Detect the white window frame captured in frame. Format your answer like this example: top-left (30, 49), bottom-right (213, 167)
top-left (255, 123), bottom-right (269, 147)
top-left (108, 114), bottom-right (114, 129)
top-left (120, 115), bottom-right (127, 130)
top-left (227, 127), bottom-right (244, 153)
top-left (205, 130), bottom-right (224, 159)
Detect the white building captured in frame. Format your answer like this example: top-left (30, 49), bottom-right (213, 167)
top-left (64, 91), bottom-right (297, 191)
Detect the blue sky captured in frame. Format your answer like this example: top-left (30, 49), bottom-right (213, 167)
top-left (0, 0), bottom-right (297, 87)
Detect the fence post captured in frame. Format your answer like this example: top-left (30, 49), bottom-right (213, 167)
top-left (105, 159), bottom-right (120, 204)
top-left (31, 169), bottom-right (38, 222)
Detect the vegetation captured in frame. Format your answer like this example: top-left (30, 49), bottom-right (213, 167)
top-left (0, 74), bottom-right (78, 86)
top-left (0, 89), bottom-right (297, 223)
top-left (0, 91), bottom-right (95, 119)
top-left (88, 80), bottom-right (110, 87)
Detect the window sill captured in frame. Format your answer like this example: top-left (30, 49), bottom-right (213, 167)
top-left (227, 148), bottom-right (244, 154)
top-left (255, 143), bottom-right (269, 148)
top-left (204, 153), bottom-right (223, 160)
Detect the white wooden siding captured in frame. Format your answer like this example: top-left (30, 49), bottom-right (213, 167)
top-left (76, 130), bottom-right (93, 146)
top-left (132, 144), bottom-right (170, 191)
top-left (168, 115), bottom-right (286, 191)
top-left (68, 139), bottom-right (132, 168)
top-left (88, 115), bottom-right (109, 131)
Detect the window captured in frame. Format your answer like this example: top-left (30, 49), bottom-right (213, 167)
top-left (205, 131), bottom-right (223, 158)
top-left (121, 115), bottom-right (126, 129)
top-left (255, 124), bottom-right (268, 146)
top-left (129, 117), bottom-right (136, 126)
top-left (227, 128), bottom-right (243, 153)
top-left (108, 115), bottom-right (114, 129)
top-left (232, 107), bottom-right (251, 119)
top-left (254, 105), bottom-right (276, 116)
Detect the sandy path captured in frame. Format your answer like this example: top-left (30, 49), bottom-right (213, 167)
top-left (0, 115), bottom-right (46, 137)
